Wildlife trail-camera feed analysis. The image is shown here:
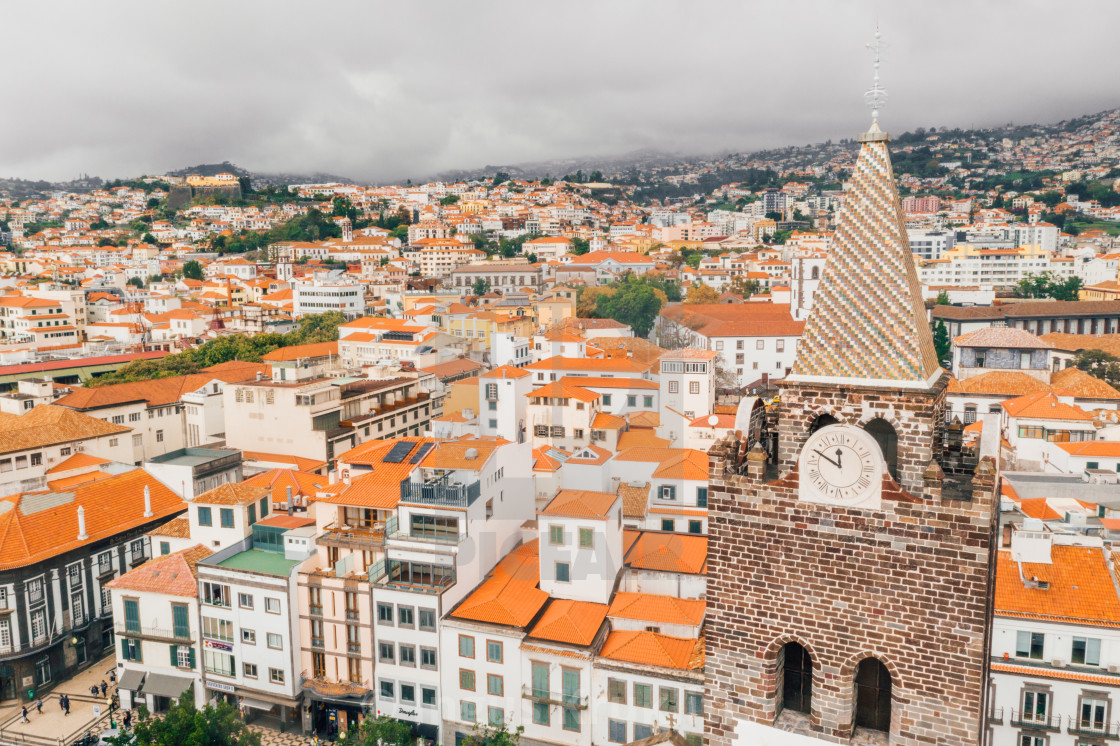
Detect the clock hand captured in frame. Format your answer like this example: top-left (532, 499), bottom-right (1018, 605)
top-left (812, 449), bottom-right (841, 469)
top-left (834, 448), bottom-right (843, 468)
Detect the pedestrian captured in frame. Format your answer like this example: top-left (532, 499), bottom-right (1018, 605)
top-left (90, 684), bottom-right (99, 696)
top-left (109, 670), bottom-right (116, 685)
top-left (35, 698), bottom-right (42, 715)
top-left (20, 705), bottom-right (28, 723)
top-left (123, 710), bottom-right (132, 729)
top-left (100, 680), bottom-right (107, 697)
top-left (63, 696), bottom-right (70, 717)
top-left (59, 695), bottom-right (66, 712)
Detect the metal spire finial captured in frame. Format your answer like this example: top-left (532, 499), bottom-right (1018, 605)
top-left (864, 25), bottom-right (888, 123)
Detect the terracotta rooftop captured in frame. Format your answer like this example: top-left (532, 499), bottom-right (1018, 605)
top-left (148, 515), bottom-right (191, 538)
top-left (0, 405), bottom-right (129, 454)
top-left (623, 530), bottom-right (707, 575)
top-left (607, 591), bottom-right (705, 626)
top-left (598, 630), bottom-right (705, 670)
top-left (190, 482), bottom-right (271, 506)
top-left (954, 327), bottom-right (1053, 349)
top-left (995, 545), bottom-right (1120, 626)
top-left (107, 544), bottom-right (212, 597)
top-left (540, 490), bottom-right (618, 520)
top-left (528, 598), bottom-right (609, 647)
top-left (618, 482), bottom-right (650, 519)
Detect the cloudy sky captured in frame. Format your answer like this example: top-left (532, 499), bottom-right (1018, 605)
top-left (3, 0), bottom-right (1118, 184)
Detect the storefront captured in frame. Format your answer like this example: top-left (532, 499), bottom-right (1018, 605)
top-left (302, 681), bottom-right (372, 737)
top-left (237, 691), bottom-right (301, 731)
top-left (117, 670), bottom-right (194, 713)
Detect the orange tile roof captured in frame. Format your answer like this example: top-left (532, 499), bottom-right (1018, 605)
top-left (532, 447), bottom-right (568, 473)
top-left (1051, 367), bottom-right (1120, 400)
top-left (591, 412), bottom-right (626, 430)
top-left (480, 365), bottom-right (531, 379)
top-left (598, 630), bottom-right (704, 670)
top-left (0, 404), bottom-right (129, 454)
top-left (607, 591), bottom-right (705, 625)
top-left (991, 661), bottom-right (1120, 686)
top-left (0, 469), bottom-right (184, 570)
top-left (559, 375), bottom-right (658, 390)
top-left (190, 482), bottom-right (270, 506)
top-left (261, 341), bottom-right (338, 362)
top-left (242, 468), bottom-right (328, 505)
top-left (148, 515), bottom-right (191, 538)
top-left (623, 530), bottom-right (707, 575)
top-left (527, 381), bottom-right (600, 402)
top-left (107, 544), bottom-right (212, 597)
top-left (995, 546), bottom-right (1120, 625)
top-left (528, 598), bottom-right (609, 646)
top-left (617, 430), bottom-right (671, 450)
top-left (451, 540), bottom-right (548, 627)
top-left (540, 490), bottom-right (618, 520)
top-left (420, 437), bottom-right (508, 471)
top-left (628, 411), bottom-right (660, 428)
top-left (525, 356), bottom-right (654, 374)
top-left (241, 451), bottom-right (327, 473)
top-left (566, 444), bottom-right (613, 465)
top-left (48, 471), bottom-right (112, 490)
top-left (45, 452), bottom-right (111, 475)
top-left (56, 362), bottom-right (267, 409)
top-left (1002, 391), bottom-right (1094, 421)
top-left (618, 482), bottom-right (650, 519)
top-left (946, 371), bottom-right (1051, 397)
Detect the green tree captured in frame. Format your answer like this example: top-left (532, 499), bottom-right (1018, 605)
top-left (98, 237), bottom-right (117, 247)
top-left (440, 195), bottom-right (460, 206)
top-left (337, 715), bottom-right (414, 746)
top-left (569, 237), bottom-right (591, 256)
top-left (1075, 349), bottom-right (1120, 387)
top-left (933, 319), bottom-right (951, 365)
top-left (142, 233), bottom-right (157, 245)
top-left (128, 687), bottom-right (260, 746)
top-left (595, 273), bottom-right (665, 337)
top-left (728, 276), bottom-right (761, 298)
top-left (182, 260), bottom-right (204, 281)
top-left (492, 171), bottom-right (510, 186)
top-left (472, 278), bottom-right (491, 296)
top-left (1014, 271), bottom-right (1082, 301)
top-left (769, 229), bottom-right (793, 245)
top-left (462, 721), bottom-right (524, 746)
top-left (936, 290), bottom-right (951, 305)
top-left (127, 276), bottom-right (144, 288)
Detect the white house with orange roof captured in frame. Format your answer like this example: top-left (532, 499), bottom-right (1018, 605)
top-left (479, 365), bottom-right (533, 444)
top-left (989, 526), bottom-right (1120, 746)
top-left (1002, 391), bottom-right (1098, 469)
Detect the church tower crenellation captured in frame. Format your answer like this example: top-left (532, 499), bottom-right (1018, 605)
top-left (704, 36), bottom-right (999, 746)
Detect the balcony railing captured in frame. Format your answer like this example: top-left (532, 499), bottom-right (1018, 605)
top-left (311, 637), bottom-right (325, 650)
top-left (114, 623), bottom-right (193, 642)
top-left (309, 604), bottom-right (323, 617)
top-left (399, 479), bottom-right (480, 508)
top-left (1009, 710), bottom-right (1061, 732)
top-left (347, 643), bottom-right (361, 654)
top-left (388, 529), bottom-right (466, 545)
top-left (987, 707), bottom-right (1004, 726)
top-left (1068, 716), bottom-right (1120, 739)
top-left (521, 685), bottom-right (589, 709)
top-left (321, 522), bottom-right (386, 548)
top-left (345, 610), bottom-right (360, 622)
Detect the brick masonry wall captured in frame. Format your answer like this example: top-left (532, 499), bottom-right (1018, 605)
top-left (705, 386), bottom-right (998, 746)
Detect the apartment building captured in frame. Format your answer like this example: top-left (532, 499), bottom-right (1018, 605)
top-left (989, 529), bottom-right (1120, 746)
top-left (449, 262), bottom-right (545, 295)
top-left (223, 370), bottom-right (441, 464)
top-left (412, 241), bottom-right (486, 279)
top-left (0, 469), bottom-right (183, 703)
top-left (109, 545), bottom-right (211, 711)
top-left (0, 295), bottom-right (78, 349)
top-left (918, 244), bottom-right (1075, 289)
top-left (292, 278), bottom-right (364, 319)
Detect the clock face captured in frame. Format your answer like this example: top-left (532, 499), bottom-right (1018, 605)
top-left (798, 424), bottom-right (884, 509)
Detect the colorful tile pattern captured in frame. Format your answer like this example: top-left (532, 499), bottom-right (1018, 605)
top-left (789, 122), bottom-right (941, 386)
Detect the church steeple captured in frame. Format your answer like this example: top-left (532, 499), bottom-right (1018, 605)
top-left (786, 36), bottom-right (941, 390)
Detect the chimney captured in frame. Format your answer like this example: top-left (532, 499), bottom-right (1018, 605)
top-left (286, 486), bottom-right (294, 515)
top-left (143, 485), bottom-right (153, 517)
top-left (77, 505), bottom-right (88, 541)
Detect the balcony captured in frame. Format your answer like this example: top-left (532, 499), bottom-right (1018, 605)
top-left (345, 610), bottom-right (360, 622)
top-left (300, 671), bottom-right (371, 700)
top-left (321, 522), bottom-right (386, 548)
top-left (115, 623), bottom-right (193, 643)
top-left (347, 643), bottom-right (361, 655)
top-left (311, 637), bottom-right (325, 650)
top-left (388, 529), bottom-right (466, 546)
top-left (987, 707), bottom-right (1004, 726)
top-left (309, 604), bottom-right (323, 617)
top-left (1009, 710), bottom-right (1061, 732)
top-left (521, 685), bottom-right (589, 709)
top-left (399, 479), bottom-right (480, 508)
top-left (1068, 717), bottom-right (1120, 739)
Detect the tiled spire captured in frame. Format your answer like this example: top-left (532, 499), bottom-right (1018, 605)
top-left (787, 121), bottom-right (942, 389)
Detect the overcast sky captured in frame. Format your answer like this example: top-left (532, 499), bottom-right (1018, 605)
top-left (3, 0), bottom-right (1118, 184)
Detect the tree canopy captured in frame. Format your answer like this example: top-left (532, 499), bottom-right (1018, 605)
top-left (1075, 349), bottom-right (1120, 387)
top-left (337, 715), bottom-right (414, 746)
top-left (127, 688), bottom-right (260, 746)
top-left (584, 273), bottom-right (669, 337)
top-left (685, 284), bottom-right (720, 304)
top-left (1013, 271), bottom-right (1083, 301)
top-left (88, 311), bottom-right (346, 386)
top-left (182, 260), bottom-right (204, 280)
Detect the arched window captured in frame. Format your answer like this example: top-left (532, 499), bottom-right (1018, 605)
top-left (854, 658), bottom-right (892, 732)
top-left (781, 642), bottom-right (812, 715)
top-left (863, 418), bottom-right (898, 479)
top-left (809, 413), bottom-right (839, 434)
top-left (811, 266), bottom-right (820, 280)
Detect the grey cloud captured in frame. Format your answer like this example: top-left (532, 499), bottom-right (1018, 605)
top-left (2, 0), bottom-right (1119, 183)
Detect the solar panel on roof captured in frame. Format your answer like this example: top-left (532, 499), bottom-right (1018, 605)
top-left (409, 442), bottom-right (435, 464)
top-left (382, 441), bottom-right (415, 464)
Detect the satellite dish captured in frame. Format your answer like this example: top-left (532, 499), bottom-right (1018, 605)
top-left (707, 414), bottom-right (720, 427)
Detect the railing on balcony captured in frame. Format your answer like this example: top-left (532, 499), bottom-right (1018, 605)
top-left (388, 528), bottom-right (466, 545)
top-left (300, 670), bottom-right (371, 698)
top-left (987, 707), bottom-right (1004, 726)
top-left (322, 522), bottom-right (386, 548)
top-left (115, 623), bottom-right (193, 642)
top-left (399, 479), bottom-right (480, 508)
top-left (1068, 716), bottom-right (1120, 739)
top-left (347, 643), bottom-right (361, 654)
top-left (521, 685), bottom-right (589, 709)
top-left (309, 604), bottom-right (323, 617)
top-left (311, 637), bottom-right (325, 650)
top-left (1009, 710), bottom-right (1061, 732)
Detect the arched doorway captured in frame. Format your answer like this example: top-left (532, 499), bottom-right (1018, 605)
top-left (809, 414), bottom-right (839, 434)
top-left (863, 418), bottom-right (898, 479)
top-left (854, 658), bottom-right (892, 732)
top-left (782, 642), bottom-right (812, 715)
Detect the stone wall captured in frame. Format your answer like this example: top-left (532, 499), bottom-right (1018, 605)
top-left (704, 414), bottom-right (998, 745)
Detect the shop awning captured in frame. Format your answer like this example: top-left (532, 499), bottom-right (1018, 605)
top-left (142, 673), bottom-right (194, 699)
top-left (240, 697), bottom-right (276, 711)
top-left (117, 669), bottom-right (145, 691)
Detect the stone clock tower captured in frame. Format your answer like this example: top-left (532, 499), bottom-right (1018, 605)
top-left (703, 110), bottom-right (1000, 744)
